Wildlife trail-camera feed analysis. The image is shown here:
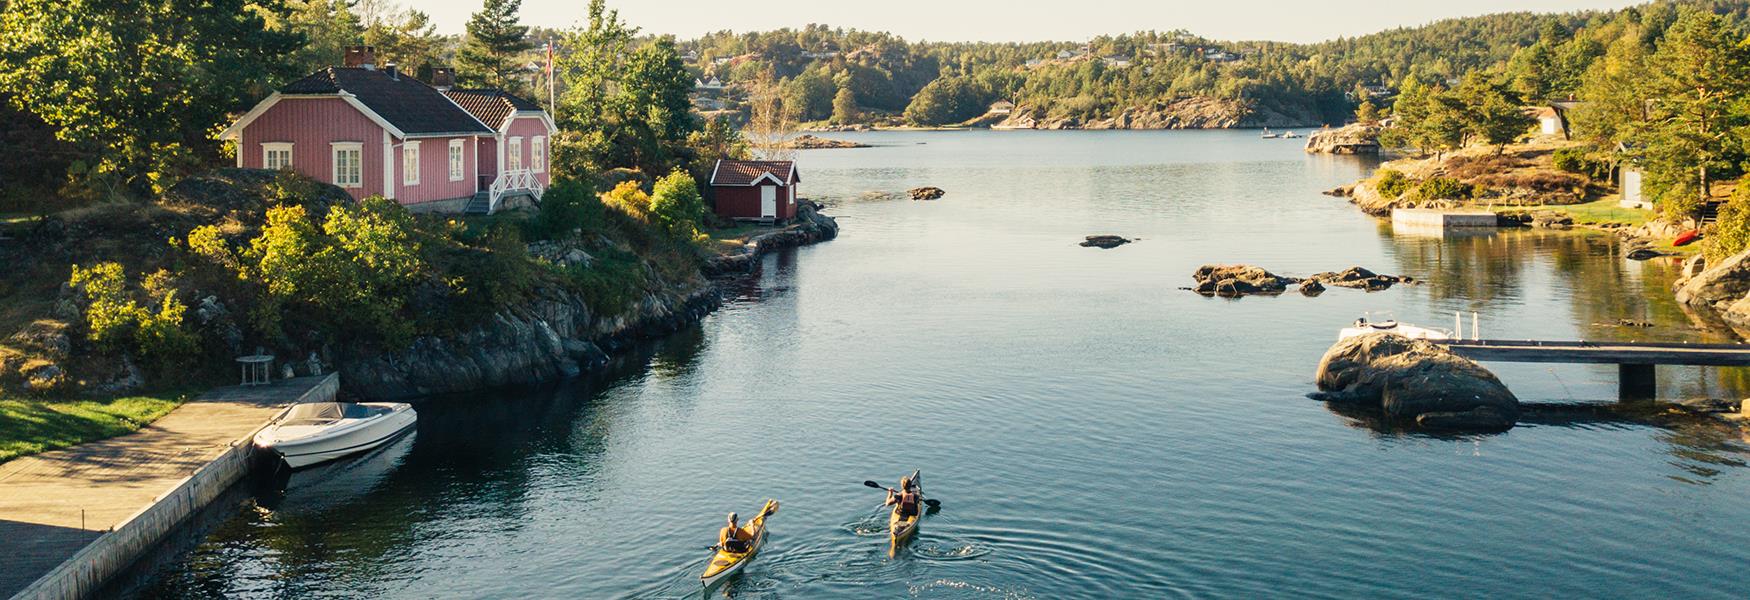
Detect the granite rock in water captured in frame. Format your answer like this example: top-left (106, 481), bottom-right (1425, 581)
top-left (1191, 264), bottom-right (1299, 297)
top-left (908, 187), bottom-right (946, 200)
top-left (1080, 235), bottom-right (1132, 249)
top-left (1312, 332), bottom-right (1519, 431)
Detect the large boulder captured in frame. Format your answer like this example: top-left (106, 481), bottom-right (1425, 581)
top-left (1312, 332), bottom-right (1519, 430)
top-left (1309, 266), bottom-right (1409, 291)
top-left (1675, 248), bottom-right (1750, 312)
top-left (1080, 235), bottom-right (1132, 249)
top-left (1190, 264), bottom-right (1298, 297)
top-left (908, 187), bottom-right (946, 200)
top-left (1303, 123), bottom-right (1381, 155)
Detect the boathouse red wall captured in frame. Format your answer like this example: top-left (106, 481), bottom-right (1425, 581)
top-left (711, 183), bottom-right (798, 222)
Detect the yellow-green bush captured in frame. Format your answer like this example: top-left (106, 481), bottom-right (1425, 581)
top-left (1707, 182), bottom-right (1750, 261)
top-left (66, 264), bottom-right (196, 375)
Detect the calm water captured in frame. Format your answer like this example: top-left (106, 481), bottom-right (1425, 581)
top-left (136, 131), bottom-right (1750, 598)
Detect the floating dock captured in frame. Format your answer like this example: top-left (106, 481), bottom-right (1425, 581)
top-left (0, 374), bottom-right (337, 600)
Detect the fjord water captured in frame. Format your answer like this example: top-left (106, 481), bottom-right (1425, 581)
top-left (139, 131), bottom-right (1750, 598)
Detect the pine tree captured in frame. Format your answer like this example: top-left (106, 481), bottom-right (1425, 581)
top-left (457, 0), bottom-right (534, 92)
top-left (1630, 8), bottom-right (1750, 209)
top-left (831, 86), bottom-right (860, 125)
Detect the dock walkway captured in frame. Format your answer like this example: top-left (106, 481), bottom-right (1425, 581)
top-left (1438, 339), bottom-right (1750, 399)
top-left (0, 374), bottom-right (336, 600)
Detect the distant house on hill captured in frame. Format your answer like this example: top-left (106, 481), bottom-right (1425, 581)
top-left (695, 76), bottom-right (724, 91)
top-left (1527, 103), bottom-right (1580, 139)
top-left (988, 100), bottom-right (1015, 115)
top-left (1102, 56), bottom-right (1133, 68)
top-left (708, 159), bottom-right (799, 223)
top-left (219, 46), bottom-right (555, 215)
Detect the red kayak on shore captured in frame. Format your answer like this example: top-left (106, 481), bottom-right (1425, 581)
top-left (1675, 230), bottom-right (1702, 247)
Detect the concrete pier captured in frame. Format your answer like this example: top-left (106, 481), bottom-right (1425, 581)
top-left (1391, 208), bottom-right (1499, 232)
top-left (0, 374), bottom-right (337, 600)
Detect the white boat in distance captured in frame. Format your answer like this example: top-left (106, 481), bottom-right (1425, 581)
top-left (254, 402), bottom-right (417, 469)
top-left (1338, 312), bottom-right (1454, 341)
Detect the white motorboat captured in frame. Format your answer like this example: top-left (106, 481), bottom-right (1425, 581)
top-left (1283, 131), bottom-right (1303, 139)
top-left (1338, 312), bottom-right (1454, 341)
top-left (1260, 127), bottom-right (1281, 139)
top-left (254, 402), bottom-right (417, 469)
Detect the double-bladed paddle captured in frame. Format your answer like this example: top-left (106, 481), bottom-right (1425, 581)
top-left (862, 480), bottom-right (941, 508)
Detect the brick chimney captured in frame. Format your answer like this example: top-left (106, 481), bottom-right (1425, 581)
top-left (430, 67), bottom-right (455, 90)
top-left (343, 45), bottom-right (377, 70)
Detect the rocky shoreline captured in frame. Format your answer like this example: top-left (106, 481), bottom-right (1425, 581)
top-left (346, 202), bottom-right (840, 400)
top-left (996, 97), bottom-right (1324, 130)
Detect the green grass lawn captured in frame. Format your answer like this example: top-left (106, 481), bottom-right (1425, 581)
top-left (0, 392), bottom-right (190, 463)
top-left (1513, 196), bottom-right (1653, 227)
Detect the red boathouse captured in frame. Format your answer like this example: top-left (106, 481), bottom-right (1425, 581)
top-left (708, 160), bottom-right (799, 223)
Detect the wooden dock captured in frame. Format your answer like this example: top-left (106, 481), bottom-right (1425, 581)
top-left (1438, 339), bottom-right (1750, 399)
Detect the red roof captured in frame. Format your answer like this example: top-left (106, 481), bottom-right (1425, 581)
top-left (710, 160), bottom-right (798, 186)
top-left (443, 88), bottom-right (544, 130)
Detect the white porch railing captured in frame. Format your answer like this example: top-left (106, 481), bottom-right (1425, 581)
top-left (488, 168), bottom-right (545, 213)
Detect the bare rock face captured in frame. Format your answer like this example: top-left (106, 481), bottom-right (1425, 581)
top-left (1312, 332), bottom-right (1519, 431)
top-left (1676, 248), bottom-right (1750, 314)
top-left (1303, 123), bottom-right (1381, 155)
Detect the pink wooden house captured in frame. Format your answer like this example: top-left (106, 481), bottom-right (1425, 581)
top-left (220, 47), bottom-right (556, 214)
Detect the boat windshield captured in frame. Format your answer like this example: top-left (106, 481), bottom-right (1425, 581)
top-left (278, 402), bottom-right (386, 427)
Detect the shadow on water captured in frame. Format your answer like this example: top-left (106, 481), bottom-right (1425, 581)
top-left (113, 325), bottom-right (713, 599)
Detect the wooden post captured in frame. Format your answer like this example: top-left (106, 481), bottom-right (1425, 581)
top-left (1619, 363), bottom-right (1656, 401)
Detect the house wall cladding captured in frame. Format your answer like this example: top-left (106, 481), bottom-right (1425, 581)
top-left (504, 116), bottom-right (552, 188)
top-left (240, 97), bottom-right (385, 201)
top-left (396, 137), bottom-right (476, 205)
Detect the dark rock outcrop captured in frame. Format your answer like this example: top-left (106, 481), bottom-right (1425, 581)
top-left (704, 200), bottom-right (840, 276)
top-left (1303, 123), bottom-right (1381, 155)
top-left (1311, 332), bottom-right (1519, 431)
top-left (1191, 264), bottom-right (1298, 297)
top-left (1299, 280), bottom-right (1326, 296)
top-left (1530, 211), bottom-right (1574, 230)
top-left (908, 187), bottom-right (946, 200)
top-left (786, 134), bottom-right (871, 149)
top-left (1080, 235), bottom-right (1132, 249)
top-left (340, 286), bottom-right (720, 400)
top-left (1308, 266), bottom-right (1410, 291)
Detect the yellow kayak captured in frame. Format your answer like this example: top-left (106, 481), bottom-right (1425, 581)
top-left (888, 470), bottom-right (922, 555)
top-left (702, 500), bottom-right (778, 587)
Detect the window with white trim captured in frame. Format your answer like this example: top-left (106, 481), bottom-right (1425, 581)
top-left (531, 136), bottom-right (546, 173)
top-left (262, 142), bottom-right (293, 170)
top-left (402, 142), bottom-right (420, 185)
top-left (331, 142), bottom-right (363, 188)
top-left (508, 136), bottom-right (523, 171)
top-left (448, 139), bottom-right (465, 181)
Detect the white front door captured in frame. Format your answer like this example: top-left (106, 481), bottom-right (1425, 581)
top-left (760, 185), bottom-right (777, 218)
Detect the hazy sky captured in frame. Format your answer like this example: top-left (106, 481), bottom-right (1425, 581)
top-left (421, 0), bottom-right (1647, 44)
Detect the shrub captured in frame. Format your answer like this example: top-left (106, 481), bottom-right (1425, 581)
top-left (1376, 170), bottom-right (1411, 198)
top-left (1407, 176), bottom-right (1475, 202)
top-left (528, 180), bottom-right (605, 241)
top-left (649, 170), bottom-right (707, 239)
top-left (66, 264), bottom-right (197, 375)
top-left (1707, 182), bottom-right (1750, 261)
top-left (1552, 147), bottom-right (1611, 180)
top-left (601, 181), bottom-right (652, 221)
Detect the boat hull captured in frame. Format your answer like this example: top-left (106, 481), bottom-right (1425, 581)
top-left (256, 403), bottom-right (417, 469)
top-left (702, 500), bottom-right (776, 587)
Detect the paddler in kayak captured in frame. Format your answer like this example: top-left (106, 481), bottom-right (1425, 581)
top-left (718, 512), bottom-right (754, 553)
top-left (884, 475), bottom-right (922, 522)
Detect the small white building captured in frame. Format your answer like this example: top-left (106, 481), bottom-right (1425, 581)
top-left (988, 100), bottom-right (1015, 115)
top-left (1621, 166), bottom-right (1647, 209)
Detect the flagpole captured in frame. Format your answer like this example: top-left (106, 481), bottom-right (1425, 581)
top-left (547, 40), bottom-right (557, 118)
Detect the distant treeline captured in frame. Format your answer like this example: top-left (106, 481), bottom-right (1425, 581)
top-left (675, 4), bottom-right (1750, 126)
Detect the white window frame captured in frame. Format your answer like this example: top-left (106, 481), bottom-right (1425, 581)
top-left (531, 136), bottom-right (546, 173)
top-left (262, 142), bottom-right (294, 170)
top-left (402, 142), bottom-right (420, 186)
top-left (330, 141), bottom-right (363, 188)
top-left (448, 139), bottom-right (465, 181)
top-left (508, 136), bottom-right (523, 171)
